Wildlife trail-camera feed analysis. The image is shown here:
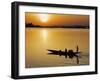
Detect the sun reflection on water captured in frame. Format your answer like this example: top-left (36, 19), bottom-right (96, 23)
top-left (42, 29), bottom-right (48, 42)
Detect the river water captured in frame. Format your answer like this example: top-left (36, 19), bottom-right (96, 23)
top-left (25, 28), bottom-right (89, 68)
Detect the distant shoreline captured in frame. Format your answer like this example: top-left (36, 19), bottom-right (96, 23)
top-left (25, 26), bottom-right (89, 29)
top-left (25, 23), bottom-right (89, 29)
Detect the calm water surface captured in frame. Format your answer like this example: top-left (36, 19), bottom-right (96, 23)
top-left (25, 28), bottom-right (89, 68)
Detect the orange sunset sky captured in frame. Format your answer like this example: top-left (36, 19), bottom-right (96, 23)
top-left (25, 12), bottom-right (89, 26)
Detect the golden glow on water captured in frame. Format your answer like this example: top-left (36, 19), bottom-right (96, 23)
top-left (42, 29), bottom-right (48, 42)
top-left (25, 28), bottom-right (89, 68)
top-left (25, 12), bottom-right (89, 68)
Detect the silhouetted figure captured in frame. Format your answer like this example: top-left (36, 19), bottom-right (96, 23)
top-left (65, 48), bottom-right (67, 53)
top-left (76, 45), bottom-right (79, 64)
top-left (65, 49), bottom-right (67, 58)
top-left (59, 50), bottom-right (62, 56)
top-left (68, 50), bottom-right (74, 59)
top-left (47, 46), bottom-right (80, 64)
top-left (76, 45), bottom-right (79, 52)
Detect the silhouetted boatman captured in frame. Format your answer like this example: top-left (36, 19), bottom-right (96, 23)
top-left (68, 50), bottom-right (74, 59)
top-left (76, 45), bottom-right (79, 64)
top-left (76, 45), bottom-right (79, 52)
top-left (59, 50), bottom-right (62, 56)
top-left (47, 46), bottom-right (80, 64)
top-left (65, 48), bottom-right (68, 58)
top-left (65, 49), bottom-right (67, 52)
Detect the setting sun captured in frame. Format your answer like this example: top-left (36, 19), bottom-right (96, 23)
top-left (38, 14), bottom-right (49, 23)
top-left (25, 12), bottom-right (89, 68)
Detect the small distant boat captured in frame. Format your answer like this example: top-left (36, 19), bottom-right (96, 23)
top-left (47, 46), bottom-right (81, 64)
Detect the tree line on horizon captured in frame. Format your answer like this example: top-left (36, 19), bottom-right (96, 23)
top-left (25, 23), bottom-right (89, 29)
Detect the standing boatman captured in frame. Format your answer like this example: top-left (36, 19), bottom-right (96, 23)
top-left (76, 45), bottom-right (79, 52)
top-left (76, 45), bottom-right (79, 64)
